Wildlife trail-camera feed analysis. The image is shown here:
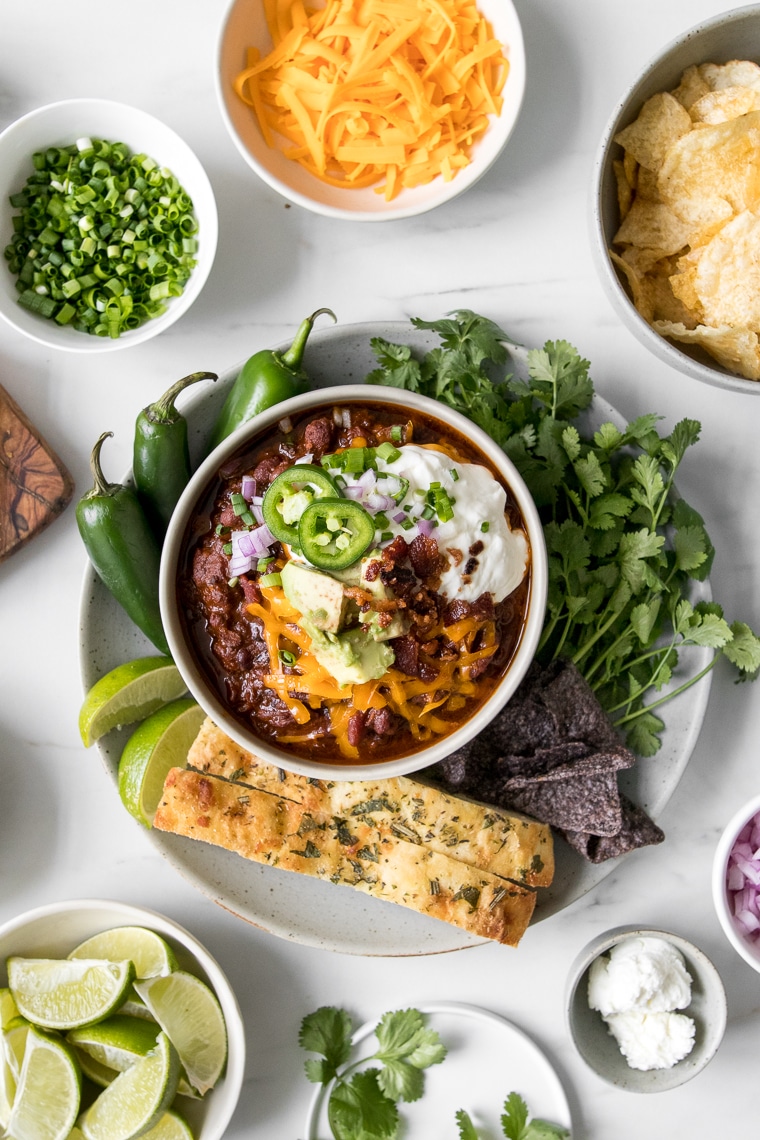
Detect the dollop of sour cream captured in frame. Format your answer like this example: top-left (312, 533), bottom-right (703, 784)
top-left (340, 443), bottom-right (528, 604)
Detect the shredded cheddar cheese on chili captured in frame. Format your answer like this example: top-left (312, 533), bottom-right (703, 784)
top-left (233, 0), bottom-right (508, 200)
top-left (248, 583), bottom-right (497, 758)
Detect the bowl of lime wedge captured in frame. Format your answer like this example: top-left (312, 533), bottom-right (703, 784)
top-left (0, 898), bottom-right (244, 1140)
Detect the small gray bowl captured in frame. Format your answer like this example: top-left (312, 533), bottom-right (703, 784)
top-left (591, 4), bottom-right (760, 394)
top-left (565, 926), bottom-right (726, 1092)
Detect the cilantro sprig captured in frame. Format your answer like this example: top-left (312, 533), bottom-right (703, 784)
top-left (299, 1005), bottom-right (447, 1140)
top-left (367, 311), bottom-right (760, 755)
top-left (456, 1091), bottom-right (570, 1139)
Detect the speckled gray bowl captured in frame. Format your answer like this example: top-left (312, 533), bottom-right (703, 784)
top-left (565, 926), bottom-right (726, 1092)
top-left (591, 5), bottom-right (760, 394)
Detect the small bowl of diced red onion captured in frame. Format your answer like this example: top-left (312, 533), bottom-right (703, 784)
top-left (712, 792), bottom-right (760, 973)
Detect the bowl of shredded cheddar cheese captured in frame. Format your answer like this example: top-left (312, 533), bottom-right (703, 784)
top-left (215, 0), bottom-right (525, 220)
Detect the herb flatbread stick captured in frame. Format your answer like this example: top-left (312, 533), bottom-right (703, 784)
top-left (154, 768), bottom-right (537, 947)
top-left (186, 718), bottom-right (554, 888)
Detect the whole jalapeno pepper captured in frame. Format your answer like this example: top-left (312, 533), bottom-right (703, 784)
top-left (133, 370), bottom-right (217, 537)
top-left (206, 307), bottom-right (336, 454)
top-left (77, 432), bottom-right (170, 656)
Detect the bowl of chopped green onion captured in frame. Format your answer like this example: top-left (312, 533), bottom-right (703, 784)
top-left (0, 99), bottom-right (218, 351)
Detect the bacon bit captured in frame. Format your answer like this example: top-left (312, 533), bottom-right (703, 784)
top-left (447, 547), bottom-right (464, 566)
top-left (343, 585), bottom-right (407, 613)
top-left (469, 539), bottom-right (485, 557)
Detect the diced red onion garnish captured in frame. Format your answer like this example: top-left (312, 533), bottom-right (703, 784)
top-left (229, 555), bottom-right (253, 576)
top-left (231, 523), bottom-right (276, 562)
top-left (392, 511), bottom-right (406, 523)
top-left (300, 452), bottom-right (313, 465)
top-left (342, 484), bottom-right (365, 501)
top-left (241, 475), bottom-right (257, 501)
top-left (416, 516), bottom-right (434, 537)
top-left (366, 491), bottom-right (395, 512)
top-left (251, 501), bottom-right (264, 525)
top-left (278, 415), bottom-right (293, 433)
top-left (726, 810), bottom-right (760, 943)
top-left (342, 408), bottom-right (351, 429)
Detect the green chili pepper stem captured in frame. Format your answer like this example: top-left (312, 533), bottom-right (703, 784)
top-left (280, 308), bottom-right (336, 369)
top-left (86, 431), bottom-right (117, 498)
top-left (144, 371), bottom-right (218, 426)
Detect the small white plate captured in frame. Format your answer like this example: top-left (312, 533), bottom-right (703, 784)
top-left (304, 1001), bottom-right (571, 1138)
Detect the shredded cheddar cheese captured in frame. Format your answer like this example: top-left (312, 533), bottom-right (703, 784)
top-left (247, 582), bottom-right (497, 755)
top-left (233, 0), bottom-right (508, 199)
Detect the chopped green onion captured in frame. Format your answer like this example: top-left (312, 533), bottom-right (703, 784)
top-left (260, 572), bottom-right (282, 587)
top-left (390, 425), bottom-right (403, 442)
top-left (480, 521), bottom-right (490, 532)
top-left (450, 468), bottom-right (460, 481)
top-left (375, 442), bottom-right (401, 463)
top-left (278, 649), bottom-right (297, 665)
top-left (256, 556), bottom-right (274, 571)
top-left (3, 136), bottom-right (198, 338)
top-left (228, 577), bottom-right (239, 588)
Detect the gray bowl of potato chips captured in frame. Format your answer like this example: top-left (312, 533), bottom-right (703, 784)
top-left (592, 5), bottom-right (760, 393)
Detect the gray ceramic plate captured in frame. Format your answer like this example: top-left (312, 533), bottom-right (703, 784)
top-left (78, 321), bottom-right (713, 955)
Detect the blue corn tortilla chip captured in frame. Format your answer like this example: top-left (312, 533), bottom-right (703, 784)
top-left (426, 658), bottom-right (663, 862)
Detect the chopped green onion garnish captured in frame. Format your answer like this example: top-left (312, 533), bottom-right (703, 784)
top-left (228, 577), bottom-right (239, 588)
top-left (375, 442), bottom-right (401, 463)
top-left (390, 425), bottom-right (403, 442)
top-left (450, 468), bottom-right (460, 481)
top-left (256, 556), bottom-right (274, 571)
top-left (481, 521), bottom-right (490, 532)
top-left (3, 137), bottom-right (198, 338)
top-left (222, 542), bottom-right (233, 555)
top-left (278, 649), bottom-right (297, 666)
top-left (260, 572), bottom-right (282, 587)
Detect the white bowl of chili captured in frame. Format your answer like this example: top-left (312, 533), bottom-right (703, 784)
top-left (160, 374), bottom-right (547, 781)
top-left (215, 0), bottom-right (526, 220)
top-left (0, 98), bottom-right (217, 351)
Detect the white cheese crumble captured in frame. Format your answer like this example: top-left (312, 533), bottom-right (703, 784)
top-left (587, 936), bottom-right (696, 1071)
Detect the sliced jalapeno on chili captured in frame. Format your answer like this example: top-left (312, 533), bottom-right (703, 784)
top-left (262, 464), bottom-right (341, 545)
top-left (298, 497), bottom-right (375, 571)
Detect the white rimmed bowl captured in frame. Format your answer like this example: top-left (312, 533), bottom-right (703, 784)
top-left (565, 925), bottom-right (726, 1093)
top-left (0, 898), bottom-right (245, 1140)
top-left (0, 99), bottom-right (218, 352)
top-left (215, 0), bottom-right (525, 220)
top-left (591, 4), bottom-right (760, 393)
top-left (159, 380), bottom-right (547, 780)
top-left (712, 791), bottom-right (760, 973)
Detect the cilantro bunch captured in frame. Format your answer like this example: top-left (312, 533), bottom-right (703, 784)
top-left (299, 1005), bottom-right (447, 1140)
top-left (457, 1091), bottom-right (569, 1139)
top-left (367, 311), bottom-right (760, 756)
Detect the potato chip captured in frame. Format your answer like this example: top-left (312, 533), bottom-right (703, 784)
top-left (613, 158), bottom-right (634, 220)
top-left (688, 209), bottom-right (760, 329)
top-left (610, 60), bottom-right (760, 380)
top-left (689, 85), bottom-right (760, 125)
top-left (699, 59), bottom-right (760, 93)
top-left (653, 320), bottom-right (760, 380)
top-left (614, 91), bottom-right (692, 171)
top-left (671, 64), bottom-right (710, 110)
top-left (613, 197), bottom-right (691, 255)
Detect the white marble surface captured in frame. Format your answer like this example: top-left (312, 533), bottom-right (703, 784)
top-left (1, 0), bottom-right (758, 1135)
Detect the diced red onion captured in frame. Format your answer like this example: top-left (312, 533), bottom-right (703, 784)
top-left (278, 415), bottom-right (293, 433)
top-left (342, 484), bottom-right (365, 501)
top-left (392, 511), bottom-right (406, 524)
top-left (366, 491), bottom-right (395, 512)
top-left (300, 452), bottom-right (313, 465)
top-left (415, 516), bottom-right (434, 537)
top-left (342, 408), bottom-right (351, 429)
top-left (726, 809), bottom-right (760, 943)
top-left (241, 475), bottom-right (257, 501)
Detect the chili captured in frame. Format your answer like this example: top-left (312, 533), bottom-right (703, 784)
top-left (261, 463), bottom-right (341, 545)
top-left (206, 307), bottom-right (336, 453)
top-left (133, 370), bottom-right (217, 537)
top-left (298, 497), bottom-right (375, 570)
top-left (77, 432), bottom-right (169, 655)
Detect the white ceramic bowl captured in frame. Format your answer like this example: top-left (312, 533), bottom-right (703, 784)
top-left (712, 791), bottom-right (760, 973)
top-left (591, 5), bottom-right (760, 394)
top-left (0, 99), bottom-right (218, 352)
top-left (215, 0), bottom-right (525, 220)
top-left (159, 380), bottom-right (547, 780)
top-left (565, 925), bottom-right (726, 1093)
top-left (0, 898), bottom-right (245, 1138)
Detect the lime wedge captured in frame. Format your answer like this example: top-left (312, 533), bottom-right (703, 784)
top-left (0, 988), bottom-right (20, 1030)
top-left (117, 993), bottom-right (155, 1021)
top-left (139, 1110), bottom-right (194, 1140)
top-left (7, 1026), bottom-right (81, 1140)
top-left (69, 927), bottom-right (179, 980)
top-left (80, 1031), bottom-right (179, 1140)
top-left (8, 958), bottom-right (135, 1031)
top-left (79, 656), bottom-right (187, 748)
top-left (118, 700), bottom-right (205, 828)
top-left (74, 1049), bottom-right (120, 1090)
top-left (134, 972), bottom-right (227, 1096)
top-left (67, 1014), bottom-right (160, 1072)
top-left (4, 1016), bottom-right (31, 1078)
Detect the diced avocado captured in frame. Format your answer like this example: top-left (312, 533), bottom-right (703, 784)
top-left (301, 619), bottom-right (395, 686)
top-left (359, 559), bottom-right (408, 641)
top-left (281, 560), bottom-right (347, 633)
